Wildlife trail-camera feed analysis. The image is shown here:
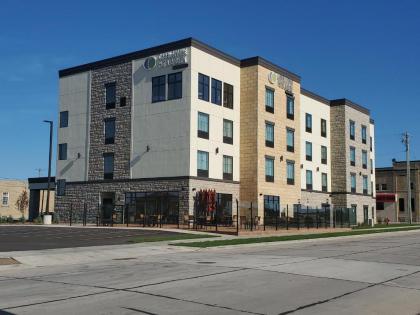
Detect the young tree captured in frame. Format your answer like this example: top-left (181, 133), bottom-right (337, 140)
top-left (15, 190), bottom-right (29, 220)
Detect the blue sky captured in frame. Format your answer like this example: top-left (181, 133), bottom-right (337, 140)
top-left (1, 0), bottom-right (419, 179)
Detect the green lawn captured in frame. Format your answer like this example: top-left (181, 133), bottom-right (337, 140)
top-left (128, 233), bottom-right (218, 244)
top-left (172, 226), bottom-right (420, 248)
top-left (352, 223), bottom-right (420, 230)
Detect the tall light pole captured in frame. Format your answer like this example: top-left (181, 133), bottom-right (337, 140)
top-left (43, 120), bottom-right (53, 215)
top-left (402, 132), bottom-right (412, 224)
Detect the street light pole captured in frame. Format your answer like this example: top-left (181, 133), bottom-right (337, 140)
top-left (44, 120), bottom-right (53, 215)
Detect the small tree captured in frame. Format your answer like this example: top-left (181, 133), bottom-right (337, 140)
top-left (15, 190), bottom-right (29, 221)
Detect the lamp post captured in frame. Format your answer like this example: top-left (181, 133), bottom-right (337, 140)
top-left (43, 120), bottom-right (53, 215)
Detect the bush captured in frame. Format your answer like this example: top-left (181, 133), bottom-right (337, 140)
top-left (33, 216), bottom-right (43, 224)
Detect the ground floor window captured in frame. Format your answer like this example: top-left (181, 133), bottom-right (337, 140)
top-left (125, 191), bottom-right (179, 225)
top-left (264, 195), bottom-right (280, 224)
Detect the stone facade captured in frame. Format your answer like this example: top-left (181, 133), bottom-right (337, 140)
top-left (88, 62), bottom-right (132, 181)
top-left (301, 190), bottom-right (330, 208)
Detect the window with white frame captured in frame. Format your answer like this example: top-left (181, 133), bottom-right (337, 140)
top-left (2, 192), bottom-right (9, 206)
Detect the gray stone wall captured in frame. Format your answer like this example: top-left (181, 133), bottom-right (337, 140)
top-left (301, 190), bottom-right (330, 208)
top-left (88, 62), bottom-right (132, 181)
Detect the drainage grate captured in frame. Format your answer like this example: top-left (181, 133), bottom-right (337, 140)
top-left (196, 261), bottom-right (216, 264)
top-left (0, 257), bottom-right (20, 265)
top-left (112, 257), bottom-right (137, 261)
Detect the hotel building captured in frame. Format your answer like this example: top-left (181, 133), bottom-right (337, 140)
top-left (55, 38), bottom-right (376, 224)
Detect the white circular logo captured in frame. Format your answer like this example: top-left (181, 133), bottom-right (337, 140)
top-left (268, 72), bottom-right (277, 84)
top-left (144, 56), bottom-right (157, 70)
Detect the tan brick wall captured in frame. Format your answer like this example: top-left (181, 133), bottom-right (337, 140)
top-left (0, 180), bottom-right (29, 219)
top-left (240, 66), bottom-right (301, 218)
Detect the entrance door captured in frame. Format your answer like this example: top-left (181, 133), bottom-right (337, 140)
top-left (363, 206), bottom-right (369, 224)
top-left (102, 198), bottom-right (114, 224)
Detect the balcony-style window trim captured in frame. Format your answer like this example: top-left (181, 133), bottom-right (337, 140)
top-left (265, 156), bottom-right (275, 182)
top-left (305, 113), bottom-right (312, 133)
top-left (321, 145), bottom-right (327, 165)
top-left (306, 170), bottom-right (313, 190)
top-left (305, 141), bottom-right (312, 161)
top-left (197, 112), bottom-right (209, 140)
top-left (321, 119), bottom-right (327, 138)
top-left (350, 173), bottom-right (357, 193)
top-left (265, 87), bottom-right (275, 113)
top-left (286, 128), bottom-right (295, 152)
top-left (287, 160), bottom-right (295, 185)
top-left (350, 120), bottom-right (355, 140)
top-left (322, 173), bottom-right (328, 192)
top-left (223, 119), bottom-right (233, 145)
top-left (197, 150), bottom-right (209, 178)
top-left (361, 125), bottom-right (367, 144)
top-left (223, 82), bottom-right (234, 109)
top-left (265, 122), bottom-right (274, 148)
top-left (286, 92), bottom-right (294, 120)
top-left (223, 155), bottom-right (233, 180)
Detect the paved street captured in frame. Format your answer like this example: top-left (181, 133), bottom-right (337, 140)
top-left (1, 229), bottom-right (420, 314)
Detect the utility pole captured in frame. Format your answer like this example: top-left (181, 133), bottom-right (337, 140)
top-left (43, 120), bottom-right (53, 215)
top-left (402, 132), bottom-right (412, 224)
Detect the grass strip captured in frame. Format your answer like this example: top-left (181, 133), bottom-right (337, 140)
top-left (128, 233), bottom-right (218, 243)
top-left (172, 226), bottom-right (420, 248)
top-left (353, 223), bottom-right (420, 230)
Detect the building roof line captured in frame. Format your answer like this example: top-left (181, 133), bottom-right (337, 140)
top-left (300, 88), bottom-right (330, 105)
top-left (330, 98), bottom-right (370, 115)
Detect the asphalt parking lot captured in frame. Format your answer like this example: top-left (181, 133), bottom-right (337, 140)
top-left (0, 226), bottom-right (185, 251)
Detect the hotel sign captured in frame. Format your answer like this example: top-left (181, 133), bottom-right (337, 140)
top-left (268, 71), bottom-right (293, 93)
top-left (144, 48), bottom-right (188, 70)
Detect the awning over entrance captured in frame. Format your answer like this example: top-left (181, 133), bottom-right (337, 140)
top-left (376, 193), bottom-right (396, 203)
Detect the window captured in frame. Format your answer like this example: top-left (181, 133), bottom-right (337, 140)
top-left (350, 120), bottom-right (355, 140)
top-left (264, 195), bottom-right (280, 218)
top-left (361, 125), bottom-right (367, 144)
top-left (168, 72), bottom-right (182, 100)
top-left (211, 78), bottom-right (222, 105)
top-left (351, 173), bottom-right (356, 193)
top-left (58, 143), bottom-right (67, 160)
top-left (103, 153), bottom-right (114, 180)
top-left (223, 155), bottom-right (233, 180)
top-left (306, 170), bottom-right (313, 190)
top-left (223, 83), bottom-right (234, 109)
top-left (198, 73), bottom-right (209, 101)
top-left (223, 119), bottom-right (233, 144)
top-left (60, 111), bottom-right (68, 128)
top-left (322, 173), bottom-right (328, 192)
top-left (363, 176), bottom-right (368, 195)
top-left (287, 161), bottom-right (295, 185)
top-left (152, 75), bottom-right (166, 102)
top-left (399, 198), bottom-right (405, 212)
top-left (321, 119), bottom-right (327, 137)
top-left (305, 141), bottom-right (312, 161)
top-left (377, 202), bottom-right (385, 210)
top-left (305, 113), bottom-right (312, 133)
top-left (265, 157), bottom-right (274, 182)
top-left (105, 82), bottom-right (116, 109)
top-left (370, 159), bottom-right (373, 174)
top-left (104, 118), bottom-right (116, 144)
top-left (2, 192), bottom-right (9, 206)
top-left (286, 94), bottom-right (294, 119)
top-left (321, 146), bottom-right (327, 164)
top-left (350, 146), bottom-right (356, 166)
top-left (265, 88), bottom-right (274, 113)
top-left (362, 150), bottom-right (368, 169)
top-left (376, 184), bottom-right (380, 191)
top-left (197, 151), bottom-right (209, 178)
top-left (265, 122), bottom-right (274, 147)
top-left (370, 136), bottom-right (373, 151)
top-left (286, 128), bottom-right (294, 152)
top-left (381, 184), bottom-right (388, 191)
top-left (197, 112), bottom-right (209, 139)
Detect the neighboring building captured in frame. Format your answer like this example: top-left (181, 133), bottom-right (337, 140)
top-left (28, 177), bottom-right (55, 221)
top-left (55, 37), bottom-right (376, 224)
top-left (0, 179), bottom-right (28, 220)
top-left (376, 160), bottom-right (420, 222)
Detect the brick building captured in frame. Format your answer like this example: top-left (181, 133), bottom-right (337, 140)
top-left (55, 38), bottom-right (376, 224)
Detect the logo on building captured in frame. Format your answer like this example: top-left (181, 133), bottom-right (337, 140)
top-left (268, 71), bottom-right (293, 93)
top-left (143, 48), bottom-right (188, 70)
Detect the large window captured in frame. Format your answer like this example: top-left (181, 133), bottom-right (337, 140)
top-left (198, 73), bottom-right (209, 101)
top-left (265, 88), bottom-right (274, 113)
top-left (363, 175), bottom-right (368, 195)
top-left (60, 111), bottom-right (68, 128)
top-left (399, 198), bottom-right (405, 212)
top-left (305, 141), bottom-right (312, 161)
top-left (321, 146), bottom-right (327, 164)
top-left (104, 118), bottom-right (116, 144)
top-left (306, 170), bottom-right (313, 190)
top-left (152, 75), bottom-right (166, 103)
top-left (223, 83), bottom-right (234, 109)
top-left (2, 192), bottom-right (9, 206)
top-left (321, 119), bottom-right (327, 137)
top-left (287, 161), bottom-right (295, 185)
top-left (350, 120), bottom-right (355, 140)
top-left (197, 151), bottom-right (209, 178)
top-left (58, 143), bottom-right (67, 160)
top-left (168, 72), bottom-right (182, 100)
top-left (362, 150), bottom-right (368, 169)
top-left (223, 155), bottom-right (233, 180)
top-left (265, 122), bottom-right (274, 148)
top-left (197, 112), bottom-right (209, 139)
top-left (351, 173), bottom-right (356, 193)
top-left (265, 157), bottom-right (274, 182)
top-left (305, 113), bottom-right (312, 133)
top-left (286, 128), bottom-right (294, 152)
top-left (361, 125), bottom-right (367, 144)
top-left (223, 119), bottom-right (233, 144)
top-left (350, 146), bottom-right (356, 166)
top-left (211, 78), bottom-right (222, 105)
top-left (105, 82), bottom-right (116, 109)
top-left (264, 195), bottom-right (280, 221)
top-left (286, 94), bottom-right (294, 119)
top-left (103, 153), bottom-right (114, 180)
top-left (322, 173), bottom-right (328, 192)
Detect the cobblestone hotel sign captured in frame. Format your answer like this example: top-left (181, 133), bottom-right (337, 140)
top-left (144, 48), bottom-right (188, 70)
